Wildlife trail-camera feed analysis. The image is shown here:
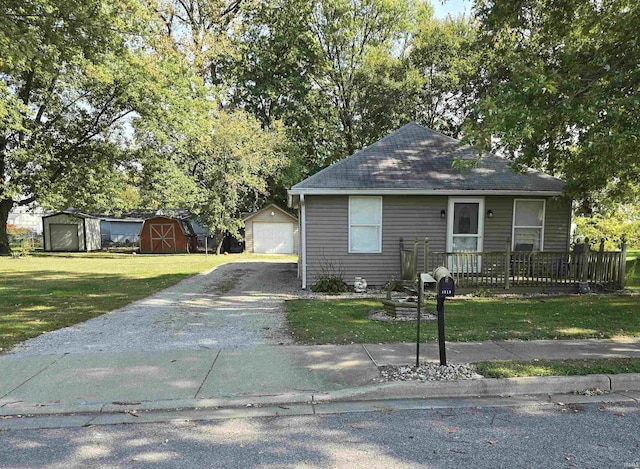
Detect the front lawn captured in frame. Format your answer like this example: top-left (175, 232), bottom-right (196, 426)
top-left (285, 295), bottom-right (640, 344)
top-left (0, 252), bottom-right (295, 352)
top-left (627, 250), bottom-right (640, 290)
top-left (476, 358), bottom-right (640, 378)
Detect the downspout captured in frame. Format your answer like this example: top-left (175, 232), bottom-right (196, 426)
top-left (42, 216), bottom-right (47, 251)
top-left (82, 218), bottom-right (87, 252)
top-left (300, 193), bottom-right (307, 290)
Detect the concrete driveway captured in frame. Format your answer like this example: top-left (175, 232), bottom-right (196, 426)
top-left (9, 260), bottom-right (300, 357)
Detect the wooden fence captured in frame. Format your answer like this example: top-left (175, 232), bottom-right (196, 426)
top-left (422, 237), bottom-right (627, 290)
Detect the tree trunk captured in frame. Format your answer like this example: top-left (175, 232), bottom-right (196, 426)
top-left (216, 230), bottom-right (225, 255)
top-left (0, 199), bottom-right (15, 255)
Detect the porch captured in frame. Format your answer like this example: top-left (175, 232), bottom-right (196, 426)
top-left (420, 237), bottom-right (628, 292)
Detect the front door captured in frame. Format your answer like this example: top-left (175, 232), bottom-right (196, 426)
top-left (446, 198), bottom-right (484, 272)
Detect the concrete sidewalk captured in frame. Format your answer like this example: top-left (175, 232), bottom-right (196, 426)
top-left (1, 339), bottom-right (639, 419)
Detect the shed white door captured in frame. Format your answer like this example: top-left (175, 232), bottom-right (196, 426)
top-left (253, 222), bottom-right (294, 254)
top-left (50, 224), bottom-right (80, 251)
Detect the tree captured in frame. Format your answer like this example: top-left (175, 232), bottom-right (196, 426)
top-left (0, 0), bottom-right (168, 253)
top-left (137, 105), bottom-right (287, 254)
top-left (467, 0), bottom-right (640, 208)
top-left (407, 3), bottom-right (480, 137)
top-left (137, 0), bottom-right (289, 253)
top-left (310, 0), bottom-right (411, 158)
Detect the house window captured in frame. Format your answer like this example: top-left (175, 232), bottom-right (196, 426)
top-left (512, 199), bottom-right (545, 251)
top-left (349, 197), bottom-right (382, 253)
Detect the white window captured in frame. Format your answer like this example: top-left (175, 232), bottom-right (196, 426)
top-left (512, 199), bottom-right (545, 251)
top-left (349, 197), bottom-right (382, 253)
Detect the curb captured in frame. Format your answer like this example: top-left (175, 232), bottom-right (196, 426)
top-left (1, 373), bottom-right (639, 420)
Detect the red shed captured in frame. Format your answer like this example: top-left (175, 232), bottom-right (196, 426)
top-left (140, 216), bottom-right (197, 253)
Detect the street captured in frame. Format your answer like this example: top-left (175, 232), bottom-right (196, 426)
top-left (1, 398), bottom-right (638, 468)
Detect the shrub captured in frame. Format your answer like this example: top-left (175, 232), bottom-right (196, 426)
top-left (383, 277), bottom-right (406, 292)
top-left (311, 275), bottom-right (349, 293)
top-left (11, 240), bottom-right (33, 258)
top-left (311, 254), bottom-right (349, 293)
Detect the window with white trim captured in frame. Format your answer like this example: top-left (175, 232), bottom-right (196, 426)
top-left (349, 197), bottom-right (382, 253)
top-left (512, 199), bottom-right (545, 251)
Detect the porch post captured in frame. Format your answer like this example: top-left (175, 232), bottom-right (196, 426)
top-left (581, 238), bottom-right (590, 282)
top-left (596, 238), bottom-right (605, 283)
top-left (423, 237), bottom-right (429, 274)
top-left (504, 237), bottom-right (511, 290)
top-left (619, 235), bottom-right (627, 290)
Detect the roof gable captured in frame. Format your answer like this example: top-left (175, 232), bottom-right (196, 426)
top-left (290, 122), bottom-right (564, 194)
top-left (243, 204), bottom-right (298, 222)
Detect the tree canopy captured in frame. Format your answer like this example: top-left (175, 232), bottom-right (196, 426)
top-left (467, 0), bottom-right (640, 209)
top-left (2, 0), bottom-right (638, 254)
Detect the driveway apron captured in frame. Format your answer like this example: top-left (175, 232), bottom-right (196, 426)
top-left (8, 261), bottom-right (298, 357)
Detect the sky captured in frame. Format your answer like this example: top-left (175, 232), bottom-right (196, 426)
top-left (431, 0), bottom-right (473, 19)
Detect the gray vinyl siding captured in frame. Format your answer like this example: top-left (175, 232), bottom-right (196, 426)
top-left (245, 208), bottom-right (299, 254)
top-left (544, 197), bottom-right (572, 250)
top-left (305, 195), bottom-right (572, 287)
top-left (306, 195), bottom-right (448, 287)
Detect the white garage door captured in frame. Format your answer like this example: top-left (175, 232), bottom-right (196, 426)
top-left (254, 222), bottom-right (294, 254)
top-left (50, 224), bottom-right (80, 251)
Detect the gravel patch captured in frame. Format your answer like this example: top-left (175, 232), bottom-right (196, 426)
top-left (7, 261), bottom-right (299, 357)
top-left (376, 363), bottom-right (484, 382)
top-left (368, 310), bottom-right (437, 322)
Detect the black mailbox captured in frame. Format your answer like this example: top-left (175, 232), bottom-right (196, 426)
top-left (438, 277), bottom-right (455, 297)
top-left (433, 266), bottom-right (455, 297)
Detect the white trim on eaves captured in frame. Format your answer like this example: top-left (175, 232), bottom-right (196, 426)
top-left (288, 189), bottom-right (563, 197)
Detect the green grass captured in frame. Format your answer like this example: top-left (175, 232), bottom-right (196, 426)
top-left (285, 295), bottom-right (640, 344)
top-left (626, 250), bottom-right (640, 290)
top-left (0, 252), bottom-right (296, 352)
top-left (476, 358), bottom-right (640, 378)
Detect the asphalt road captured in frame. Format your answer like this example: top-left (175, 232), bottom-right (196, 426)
top-left (1, 400), bottom-right (639, 468)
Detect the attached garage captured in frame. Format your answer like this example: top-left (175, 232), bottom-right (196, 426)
top-left (43, 211), bottom-right (102, 252)
top-left (244, 204), bottom-right (298, 254)
top-left (139, 216), bottom-right (197, 254)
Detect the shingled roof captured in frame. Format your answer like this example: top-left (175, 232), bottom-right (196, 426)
top-left (289, 122), bottom-right (564, 195)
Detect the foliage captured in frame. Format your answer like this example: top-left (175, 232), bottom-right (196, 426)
top-left (310, 0), bottom-right (411, 158)
top-left (0, 0), bottom-right (172, 253)
top-left (476, 358), bottom-right (640, 379)
top-left (469, 287), bottom-right (495, 298)
top-left (285, 295), bottom-right (640, 344)
top-left (132, 0), bottom-right (290, 253)
top-left (311, 275), bottom-right (349, 293)
top-left (406, 3), bottom-right (481, 137)
top-left (574, 204), bottom-right (640, 250)
top-left (10, 240), bottom-right (33, 258)
top-left (467, 0), bottom-right (640, 208)
top-left (383, 277), bottom-right (406, 292)
top-left (310, 255), bottom-right (349, 293)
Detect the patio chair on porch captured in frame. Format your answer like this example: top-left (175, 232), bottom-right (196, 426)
top-left (510, 243), bottom-right (534, 277)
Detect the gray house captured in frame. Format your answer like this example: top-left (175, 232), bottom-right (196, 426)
top-left (288, 122), bottom-right (571, 289)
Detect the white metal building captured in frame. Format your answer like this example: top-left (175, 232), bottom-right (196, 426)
top-left (42, 211), bottom-right (102, 252)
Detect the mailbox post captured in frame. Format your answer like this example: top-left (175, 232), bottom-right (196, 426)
top-left (416, 268), bottom-right (455, 367)
top-left (433, 266), bottom-right (455, 365)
